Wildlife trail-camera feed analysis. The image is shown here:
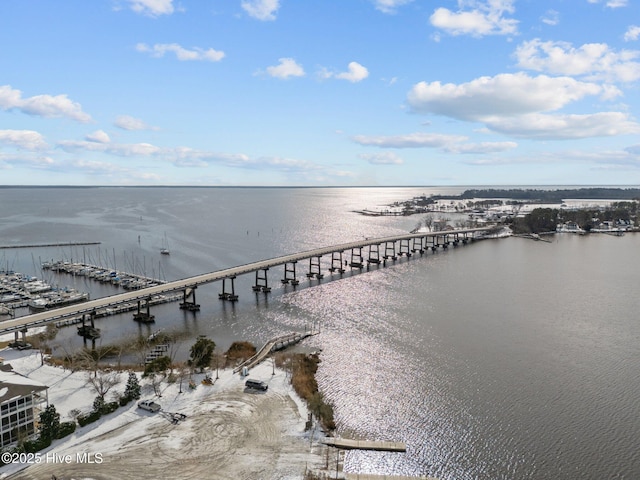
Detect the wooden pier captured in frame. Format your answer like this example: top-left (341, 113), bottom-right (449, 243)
top-left (233, 331), bottom-right (313, 374)
top-left (322, 438), bottom-right (406, 452)
top-left (345, 475), bottom-right (438, 480)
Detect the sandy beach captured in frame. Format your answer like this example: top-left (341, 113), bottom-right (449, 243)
top-left (0, 348), bottom-right (327, 480)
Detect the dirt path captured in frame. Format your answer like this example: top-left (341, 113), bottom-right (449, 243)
top-left (9, 387), bottom-right (321, 480)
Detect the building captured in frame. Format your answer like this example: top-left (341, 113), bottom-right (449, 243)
top-left (0, 362), bottom-right (48, 448)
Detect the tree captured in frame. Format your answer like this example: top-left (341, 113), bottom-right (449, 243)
top-left (39, 404), bottom-right (60, 443)
top-left (124, 371), bottom-right (141, 401)
top-left (33, 323), bottom-right (58, 366)
top-left (144, 355), bottom-right (171, 375)
top-left (188, 336), bottom-right (216, 373)
top-left (86, 371), bottom-right (120, 402)
top-left (93, 395), bottom-right (105, 414)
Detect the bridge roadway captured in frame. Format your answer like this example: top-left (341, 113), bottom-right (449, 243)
top-left (0, 227), bottom-right (496, 335)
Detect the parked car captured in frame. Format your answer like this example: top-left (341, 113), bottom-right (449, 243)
top-left (8, 341), bottom-right (32, 350)
top-left (245, 379), bottom-right (268, 391)
top-left (138, 400), bottom-right (161, 412)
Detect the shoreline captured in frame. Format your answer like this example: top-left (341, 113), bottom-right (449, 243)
top-left (0, 349), bottom-right (328, 479)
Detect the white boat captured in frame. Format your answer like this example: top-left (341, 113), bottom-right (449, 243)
top-left (161, 233), bottom-right (170, 255)
top-left (28, 297), bottom-right (49, 310)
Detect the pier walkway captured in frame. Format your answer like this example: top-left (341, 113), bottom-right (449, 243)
top-left (322, 438), bottom-right (406, 452)
top-left (0, 227), bottom-right (499, 336)
top-left (345, 475), bottom-right (438, 480)
top-left (233, 331), bottom-right (312, 373)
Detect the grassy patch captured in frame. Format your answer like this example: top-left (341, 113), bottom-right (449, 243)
top-left (278, 353), bottom-right (335, 431)
top-left (224, 341), bottom-right (256, 366)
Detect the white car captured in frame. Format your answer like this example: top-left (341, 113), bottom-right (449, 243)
top-left (138, 400), bottom-right (161, 412)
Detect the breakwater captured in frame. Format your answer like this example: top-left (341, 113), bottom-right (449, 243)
top-left (0, 241), bottom-right (101, 249)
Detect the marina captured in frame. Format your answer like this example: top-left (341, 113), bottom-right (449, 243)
top-left (1, 259), bottom-right (181, 337)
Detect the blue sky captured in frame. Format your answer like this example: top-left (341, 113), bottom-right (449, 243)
top-left (1, 0), bottom-right (639, 186)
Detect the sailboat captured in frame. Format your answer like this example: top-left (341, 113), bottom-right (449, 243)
top-left (160, 233), bottom-right (170, 255)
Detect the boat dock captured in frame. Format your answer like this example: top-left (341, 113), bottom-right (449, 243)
top-left (53, 293), bottom-right (182, 328)
top-left (0, 241), bottom-right (101, 249)
top-left (345, 475), bottom-right (438, 480)
top-left (233, 331), bottom-right (313, 373)
top-left (322, 438), bottom-right (406, 452)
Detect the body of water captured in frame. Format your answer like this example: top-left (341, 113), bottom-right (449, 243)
top-left (0, 186), bottom-right (638, 479)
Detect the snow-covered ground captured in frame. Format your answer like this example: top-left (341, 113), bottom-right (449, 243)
top-left (0, 348), bottom-right (328, 480)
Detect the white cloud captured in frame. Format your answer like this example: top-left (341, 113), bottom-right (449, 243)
top-left (587, 0), bottom-right (628, 7)
top-left (85, 130), bottom-right (111, 143)
top-left (265, 58), bottom-right (305, 79)
top-left (514, 39), bottom-right (640, 82)
top-left (0, 85), bottom-right (92, 123)
top-left (624, 25), bottom-right (640, 42)
top-left (541, 9), bottom-right (559, 26)
top-left (430, 0), bottom-right (518, 37)
top-left (0, 153), bottom-right (55, 169)
top-left (443, 141), bottom-right (517, 154)
top-left (136, 43), bottom-right (225, 62)
top-left (128, 0), bottom-right (174, 17)
top-left (114, 115), bottom-right (158, 131)
top-left (358, 152), bottom-right (404, 165)
top-left (406, 73), bottom-right (639, 140)
top-left (321, 62), bottom-right (369, 83)
top-left (373, 0), bottom-right (413, 14)
top-left (407, 73), bottom-right (608, 120)
top-left (241, 0), bottom-right (280, 21)
top-left (0, 130), bottom-right (48, 150)
top-left (71, 158), bottom-right (162, 181)
top-left (484, 112), bottom-right (640, 139)
top-left (337, 62), bottom-right (369, 82)
top-left (353, 132), bottom-right (517, 155)
top-left (58, 139), bottom-right (162, 157)
top-left (352, 132), bottom-right (468, 148)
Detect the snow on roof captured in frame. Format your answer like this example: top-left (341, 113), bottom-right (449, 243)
top-left (0, 365), bottom-right (48, 404)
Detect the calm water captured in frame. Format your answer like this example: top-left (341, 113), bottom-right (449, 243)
top-left (1, 187), bottom-right (639, 479)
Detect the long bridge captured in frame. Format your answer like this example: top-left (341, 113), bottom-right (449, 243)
top-left (0, 227), bottom-right (499, 338)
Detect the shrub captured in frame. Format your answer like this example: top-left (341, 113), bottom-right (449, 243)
top-left (23, 436), bottom-right (51, 453)
top-left (77, 410), bottom-right (102, 427)
top-left (101, 401), bottom-right (119, 415)
top-left (144, 356), bottom-right (171, 375)
top-left (56, 421), bottom-right (76, 439)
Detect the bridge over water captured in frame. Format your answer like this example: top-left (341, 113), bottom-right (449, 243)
top-left (0, 227), bottom-right (499, 338)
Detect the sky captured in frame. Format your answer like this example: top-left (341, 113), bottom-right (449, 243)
top-left (1, 0), bottom-right (640, 186)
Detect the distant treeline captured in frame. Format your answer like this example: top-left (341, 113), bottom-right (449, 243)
top-left (446, 188), bottom-right (640, 202)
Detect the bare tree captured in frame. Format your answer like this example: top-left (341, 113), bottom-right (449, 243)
top-left (422, 214), bottom-right (434, 232)
top-left (86, 371), bottom-right (121, 401)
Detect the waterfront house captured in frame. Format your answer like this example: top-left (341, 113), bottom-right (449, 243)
top-left (0, 362), bottom-right (48, 448)
top-left (556, 221), bottom-right (586, 234)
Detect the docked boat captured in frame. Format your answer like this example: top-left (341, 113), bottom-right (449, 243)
top-left (77, 324), bottom-right (101, 339)
top-left (28, 290), bottom-right (89, 311)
